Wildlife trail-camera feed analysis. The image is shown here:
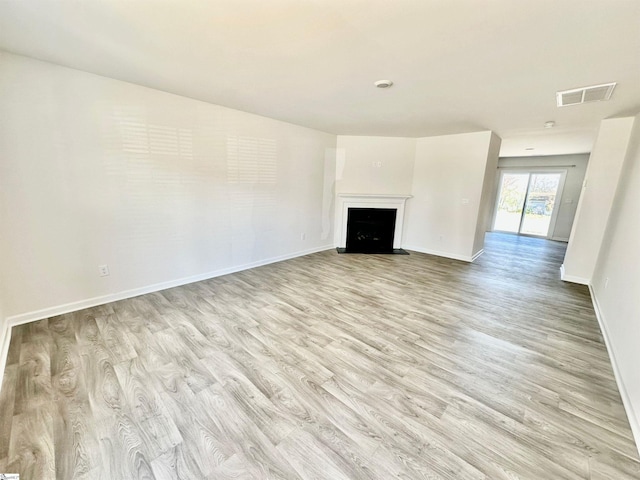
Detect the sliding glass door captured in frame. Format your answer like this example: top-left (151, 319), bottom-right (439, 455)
top-left (493, 173), bottom-right (529, 233)
top-left (493, 171), bottom-right (565, 238)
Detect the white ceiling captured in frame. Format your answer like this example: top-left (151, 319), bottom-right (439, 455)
top-left (0, 0), bottom-right (639, 157)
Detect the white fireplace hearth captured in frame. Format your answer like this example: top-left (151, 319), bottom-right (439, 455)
top-left (336, 194), bottom-right (412, 250)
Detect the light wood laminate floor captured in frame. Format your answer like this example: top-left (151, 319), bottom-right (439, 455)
top-left (1, 233), bottom-right (639, 479)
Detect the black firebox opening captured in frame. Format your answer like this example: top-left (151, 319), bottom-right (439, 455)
top-left (345, 208), bottom-right (397, 253)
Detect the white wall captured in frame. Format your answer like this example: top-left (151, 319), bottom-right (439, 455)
top-left (0, 208), bottom-right (9, 389)
top-left (591, 113), bottom-right (640, 448)
top-left (496, 154), bottom-right (589, 241)
top-left (404, 131), bottom-right (498, 261)
top-left (473, 133), bottom-right (502, 256)
top-left (333, 135), bottom-right (416, 247)
top-left (335, 136), bottom-right (416, 195)
top-left (562, 117), bottom-right (635, 284)
top-left (0, 52), bottom-right (337, 321)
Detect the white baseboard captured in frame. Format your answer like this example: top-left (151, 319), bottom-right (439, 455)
top-left (5, 244), bottom-right (334, 328)
top-left (551, 236), bottom-right (569, 242)
top-left (559, 264), bottom-right (590, 285)
top-left (589, 285), bottom-right (640, 457)
top-left (403, 245), bottom-right (474, 263)
top-left (471, 249), bottom-right (484, 262)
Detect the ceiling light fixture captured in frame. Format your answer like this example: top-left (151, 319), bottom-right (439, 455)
top-left (374, 80), bottom-right (393, 89)
top-left (544, 121), bottom-right (555, 129)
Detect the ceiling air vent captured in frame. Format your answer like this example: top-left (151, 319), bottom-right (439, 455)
top-left (556, 83), bottom-right (616, 107)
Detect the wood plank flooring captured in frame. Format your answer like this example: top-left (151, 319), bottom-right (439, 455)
top-left (1, 232), bottom-right (639, 479)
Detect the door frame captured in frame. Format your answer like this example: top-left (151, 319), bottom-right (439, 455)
top-left (491, 168), bottom-right (567, 239)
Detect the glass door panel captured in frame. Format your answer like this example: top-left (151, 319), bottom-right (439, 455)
top-left (520, 173), bottom-right (561, 236)
top-left (493, 173), bottom-right (529, 233)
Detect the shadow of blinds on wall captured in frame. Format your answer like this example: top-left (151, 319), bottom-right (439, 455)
top-left (226, 136), bottom-right (277, 185)
top-left (120, 120), bottom-right (193, 158)
top-left (226, 136), bottom-right (278, 254)
top-left (113, 118), bottom-right (197, 249)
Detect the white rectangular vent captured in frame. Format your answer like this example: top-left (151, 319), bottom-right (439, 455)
top-left (556, 83), bottom-right (616, 107)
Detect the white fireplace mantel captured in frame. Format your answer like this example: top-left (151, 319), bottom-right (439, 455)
top-left (337, 193), bottom-right (412, 249)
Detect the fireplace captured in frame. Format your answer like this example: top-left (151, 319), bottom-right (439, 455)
top-left (336, 194), bottom-right (412, 254)
top-left (346, 208), bottom-right (396, 253)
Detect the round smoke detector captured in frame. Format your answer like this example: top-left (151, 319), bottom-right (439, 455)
top-left (374, 79), bottom-right (393, 89)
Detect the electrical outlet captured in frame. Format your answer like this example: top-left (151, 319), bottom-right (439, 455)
top-left (98, 265), bottom-right (110, 277)
top-left (461, 198), bottom-right (469, 205)
top-left (301, 233), bottom-right (306, 240)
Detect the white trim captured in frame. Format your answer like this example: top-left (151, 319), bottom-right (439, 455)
top-left (337, 194), bottom-right (413, 199)
top-left (337, 194), bottom-right (412, 249)
top-left (589, 285), bottom-right (640, 456)
top-left (559, 264), bottom-right (590, 285)
top-left (471, 249), bottom-right (484, 262)
top-left (5, 244), bottom-right (334, 327)
top-left (551, 236), bottom-right (570, 242)
top-left (0, 321), bottom-right (11, 394)
top-left (403, 245), bottom-right (475, 262)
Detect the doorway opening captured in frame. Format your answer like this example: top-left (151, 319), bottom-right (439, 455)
top-left (492, 170), bottom-right (566, 238)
